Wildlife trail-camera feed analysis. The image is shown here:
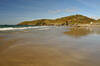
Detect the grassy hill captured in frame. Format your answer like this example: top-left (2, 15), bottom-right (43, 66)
top-left (96, 19), bottom-right (100, 22)
top-left (18, 14), bottom-right (96, 26)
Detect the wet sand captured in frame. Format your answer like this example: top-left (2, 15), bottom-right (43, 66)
top-left (0, 26), bottom-right (100, 66)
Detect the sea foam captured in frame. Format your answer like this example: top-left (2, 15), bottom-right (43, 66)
top-left (0, 26), bottom-right (49, 31)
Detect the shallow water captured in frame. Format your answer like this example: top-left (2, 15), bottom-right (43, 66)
top-left (0, 26), bottom-right (100, 66)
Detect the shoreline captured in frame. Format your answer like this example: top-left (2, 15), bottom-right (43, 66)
top-left (0, 26), bottom-right (100, 66)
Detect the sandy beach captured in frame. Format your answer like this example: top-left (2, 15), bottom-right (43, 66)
top-left (0, 26), bottom-right (100, 66)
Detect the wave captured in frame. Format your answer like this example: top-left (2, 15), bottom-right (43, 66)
top-left (0, 26), bottom-right (49, 31)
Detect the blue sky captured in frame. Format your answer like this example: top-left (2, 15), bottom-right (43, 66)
top-left (0, 0), bottom-right (100, 24)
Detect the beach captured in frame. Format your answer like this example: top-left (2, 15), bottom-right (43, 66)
top-left (0, 26), bottom-right (100, 66)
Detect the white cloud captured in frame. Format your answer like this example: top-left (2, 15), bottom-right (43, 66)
top-left (48, 10), bottom-right (61, 14)
top-left (90, 16), bottom-right (100, 20)
top-left (48, 8), bottom-right (80, 14)
top-left (64, 8), bottom-right (80, 13)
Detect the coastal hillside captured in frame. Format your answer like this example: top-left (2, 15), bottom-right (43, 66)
top-left (18, 14), bottom-right (96, 26)
top-left (96, 19), bottom-right (100, 22)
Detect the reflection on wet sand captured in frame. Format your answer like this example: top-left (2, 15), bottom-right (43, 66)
top-left (64, 27), bottom-right (100, 38)
top-left (0, 26), bottom-right (100, 66)
top-left (64, 27), bottom-right (91, 38)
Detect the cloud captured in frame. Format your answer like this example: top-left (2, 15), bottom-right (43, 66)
top-left (48, 10), bottom-right (61, 14)
top-left (64, 8), bottom-right (80, 13)
top-left (48, 8), bottom-right (80, 14)
top-left (90, 16), bottom-right (100, 20)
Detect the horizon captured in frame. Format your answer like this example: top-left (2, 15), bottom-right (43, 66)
top-left (0, 0), bottom-right (100, 25)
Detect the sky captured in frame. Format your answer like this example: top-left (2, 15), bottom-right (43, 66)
top-left (0, 0), bottom-right (100, 25)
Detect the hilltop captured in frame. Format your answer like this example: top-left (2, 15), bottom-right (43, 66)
top-left (18, 14), bottom-right (96, 26)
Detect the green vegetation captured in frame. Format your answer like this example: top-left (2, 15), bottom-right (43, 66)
top-left (18, 14), bottom-right (96, 26)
